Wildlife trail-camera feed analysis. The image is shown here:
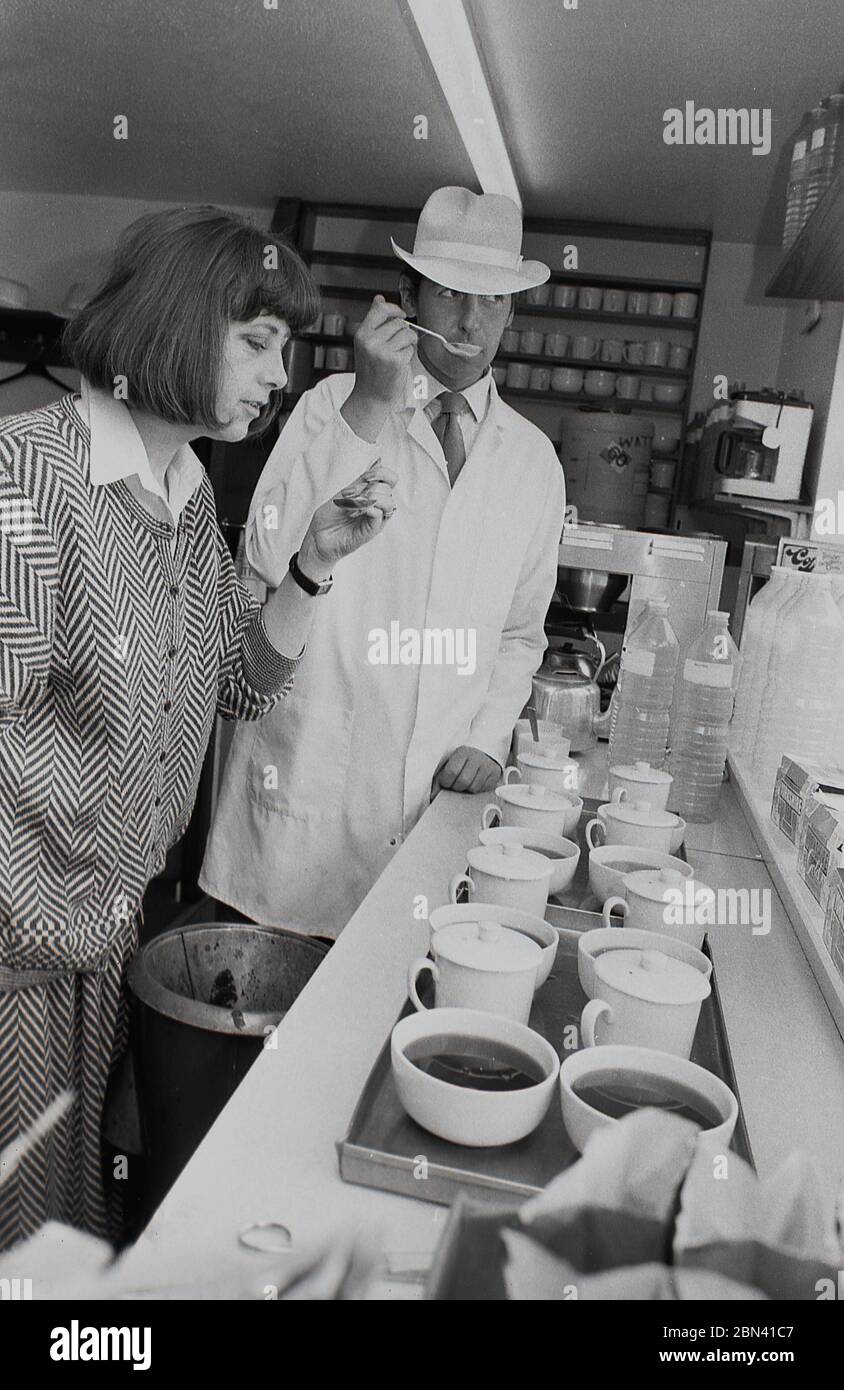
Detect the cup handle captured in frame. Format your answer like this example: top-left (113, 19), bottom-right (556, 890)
top-left (581, 998), bottom-right (612, 1048)
top-left (602, 895), bottom-right (628, 928)
top-left (449, 872), bottom-right (474, 905)
top-left (481, 804), bottom-right (500, 830)
top-left (408, 957), bottom-right (439, 1012)
top-left (585, 818), bottom-right (604, 851)
top-left (589, 339), bottom-right (599, 358)
top-left (611, 787), bottom-right (627, 804)
top-left (503, 765), bottom-right (522, 785)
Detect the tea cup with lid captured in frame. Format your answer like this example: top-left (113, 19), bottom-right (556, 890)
top-left (608, 761), bottom-right (673, 812)
top-left (450, 842), bottom-right (553, 918)
top-left (580, 946), bottom-right (711, 1058)
top-left (510, 748), bottom-right (579, 794)
top-left (603, 867), bottom-right (717, 949)
top-left (482, 780), bottom-right (583, 838)
top-left (512, 718), bottom-right (569, 760)
top-left (586, 797), bottom-right (676, 854)
top-left (477, 825), bottom-right (580, 898)
top-left (577, 925), bottom-right (712, 999)
top-left (597, 798), bottom-right (685, 852)
top-left (428, 902), bottom-right (558, 987)
top-left (408, 920), bottom-right (543, 1024)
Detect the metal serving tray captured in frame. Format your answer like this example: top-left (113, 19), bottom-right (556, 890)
top-left (337, 931), bottom-right (752, 1210)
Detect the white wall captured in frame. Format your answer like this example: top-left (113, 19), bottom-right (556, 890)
top-left (690, 240), bottom-right (787, 416)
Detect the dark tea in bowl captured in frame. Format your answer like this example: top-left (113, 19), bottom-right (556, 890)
top-left (391, 1006), bottom-right (560, 1147)
top-left (559, 1043), bottom-right (738, 1154)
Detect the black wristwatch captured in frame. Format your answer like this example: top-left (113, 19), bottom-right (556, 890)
top-left (289, 550), bottom-right (333, 597)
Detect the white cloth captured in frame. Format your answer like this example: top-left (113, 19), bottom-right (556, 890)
top-left (200, 369), bottom-right (565, 936)
top-left (80, 379), bottom-right (204, 533)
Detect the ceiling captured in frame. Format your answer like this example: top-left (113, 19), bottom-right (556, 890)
top-left (1, 0), bottom-right (842, 242)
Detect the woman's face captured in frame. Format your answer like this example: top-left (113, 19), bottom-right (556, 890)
top-left (213, 314), bottom-right (290, 440)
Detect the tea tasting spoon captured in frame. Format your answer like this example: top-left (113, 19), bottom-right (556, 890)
top-left (406, 321), bottom-right (482, 358)
top-left (526, 705), bottom-right (541, 743)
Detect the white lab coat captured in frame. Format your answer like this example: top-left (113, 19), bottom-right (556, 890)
top-left (199, 371), bottom-right (566, 935)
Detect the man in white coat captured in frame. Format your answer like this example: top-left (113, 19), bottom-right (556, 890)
top-left (200, 187), bottom-right (566, 937)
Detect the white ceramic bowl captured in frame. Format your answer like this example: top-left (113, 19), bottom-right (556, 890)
top-left (559, 1044), bottom-right (738, 1154)
top-left (576, 927), bottom-right (712, 999)
top-left (392, 1007), bottom-right (560, 1147)
top-left (588, 846), bottom-right (693, 903)
top-left (477, 826), bottom-right (580, 898)
top-left (597, 802), bottom-right (685, 854)
top-left (653, 382), bottom-right (686, 405)
top-left (428, 902), bottom-right (559, 987)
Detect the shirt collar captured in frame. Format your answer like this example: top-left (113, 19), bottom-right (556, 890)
top-left (79, 379), bottom-right (204, 525)
top-left (407, 352), bottom-right (494, 424)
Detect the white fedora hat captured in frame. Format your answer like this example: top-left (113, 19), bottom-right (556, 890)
top-left (391, 186), bottom-right (549, 295)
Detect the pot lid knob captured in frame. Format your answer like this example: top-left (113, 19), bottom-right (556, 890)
top-left (500, 843), bottom-right (521, 858)
top-left (633, 799), bottom-right (651, 812)
top-left (527, 784), bottom-right (546, 800)
top-left (634, 761), bottom-right (652, 773)
top-left (659, 868), bottom-right (684, 884)
top-left (478, 921), bottom-right (501, 943)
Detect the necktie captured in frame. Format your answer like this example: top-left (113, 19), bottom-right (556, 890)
top-left (429, 391), bottom-right (470, 488)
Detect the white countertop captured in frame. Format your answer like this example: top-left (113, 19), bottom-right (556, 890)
top-left (116, 758), bottom-right (844, 1297)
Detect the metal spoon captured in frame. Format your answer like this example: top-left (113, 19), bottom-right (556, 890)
top-left (526, 705), bottom-right (541, 743)
top-left (406, 321), bottom-right (482, 358)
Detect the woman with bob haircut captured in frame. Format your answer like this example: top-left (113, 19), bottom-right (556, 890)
top-left (0, 205), bottom-right (396, 1249)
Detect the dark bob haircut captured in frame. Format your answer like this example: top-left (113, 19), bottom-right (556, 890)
top-left (63, 205), bottom-right (321, 435)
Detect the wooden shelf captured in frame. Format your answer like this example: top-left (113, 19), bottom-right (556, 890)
top-left (766, 170), bottom-right (844, 301)
top-left (496, 350), bottom-right (691, 380)
top-left (307, 250), bottom-right (704, 296)
top-left (501, 387), bottom-right (685, 413)
top-left (0, 307), bottom-right (67, 366)
top-left (515, 303), bottom-right (698, 330)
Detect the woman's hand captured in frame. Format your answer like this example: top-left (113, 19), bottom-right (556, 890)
top-left (298, 464), bottom-right (398, 578)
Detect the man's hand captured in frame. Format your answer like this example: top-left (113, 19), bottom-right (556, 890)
top-left (341, 295), bottom-right (416, 442)
top-left (431, 746), bottom-right (502, 799)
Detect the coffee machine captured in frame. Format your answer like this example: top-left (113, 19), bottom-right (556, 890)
top-left (699, 390), bottom-right (813, 503)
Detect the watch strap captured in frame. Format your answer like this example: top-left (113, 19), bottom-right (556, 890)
top-left (289, 550), bottom-right (333, 596)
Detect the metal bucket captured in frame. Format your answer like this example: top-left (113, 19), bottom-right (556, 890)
top-left (127, 922), bottom-right (327, 1212)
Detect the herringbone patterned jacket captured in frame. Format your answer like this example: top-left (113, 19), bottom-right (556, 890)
top-left (0, 392), bottom-right (298, 972)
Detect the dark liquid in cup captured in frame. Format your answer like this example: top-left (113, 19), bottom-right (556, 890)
top-left (573, 1070), bottom-right (723, 1129)
top-left (405, 1034), bottom-right (546, 1091)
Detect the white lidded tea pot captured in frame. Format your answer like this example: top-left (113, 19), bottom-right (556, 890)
top-left (603, 867), bottom-right (717, 949)
top-left (580, 946), bottom-right (711, 1058)
top-left (586, 794), bottom-right (676, 854)
top-left (607, 760), bottom-right (673, 812)
top-left (450, 842), bottom-right (553, 918)
top-left (407, 920), bottom-right (542, 1025)
top-left (482, 779), bottom-right (582, 837)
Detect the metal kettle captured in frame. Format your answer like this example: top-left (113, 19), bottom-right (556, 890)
top-left (530, 639), bottom-right (614, 753)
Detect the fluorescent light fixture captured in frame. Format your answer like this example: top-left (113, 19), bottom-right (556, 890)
top-left (407, 0), bottom-right (521, 207)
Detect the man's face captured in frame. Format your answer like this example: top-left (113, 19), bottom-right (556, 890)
top-left (399, 275), bottom-right (514, 389)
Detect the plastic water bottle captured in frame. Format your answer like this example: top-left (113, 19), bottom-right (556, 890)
top-left (729, 566), bottom-right (794, 760)
top-left (755, 575), bottom-right (844, 791)
top-left (669, 611), bottom-right (741, 823)
top-left (608, 599), bottom-right (679, 770)
top-left (606, 598), bottom-right (658, 751)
